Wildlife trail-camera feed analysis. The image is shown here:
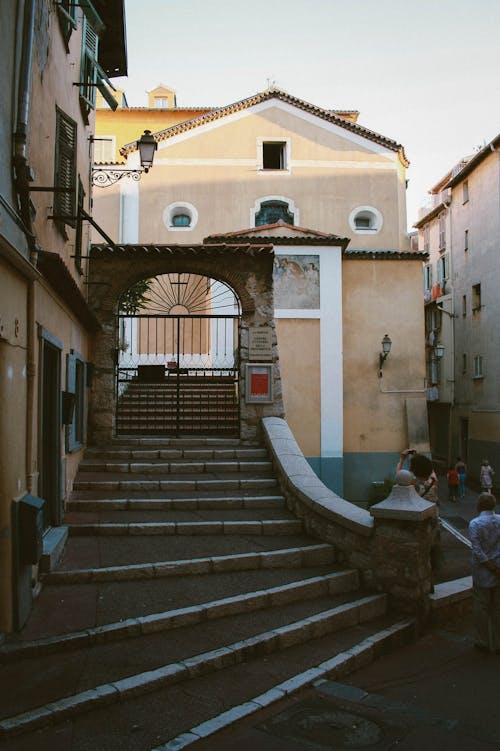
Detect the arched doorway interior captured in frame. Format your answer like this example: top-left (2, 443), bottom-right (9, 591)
top-left (116, 272), bottom-right (241, 436)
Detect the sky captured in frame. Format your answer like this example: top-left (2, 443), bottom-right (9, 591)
top-left (114, 0), bottom-right (500, 230)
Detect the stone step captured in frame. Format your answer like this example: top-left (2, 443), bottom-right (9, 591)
top-left (66, 494), bottom-right (286, 510)
top-left (64, 508), bottom-right (290, 525)
top-left (72, 477), bottom-right (279, 492)
top-left (45, 543), bottom-right (336, 583)
top-left (4, 567), bottom-right (340, 641)
top-left (109, 437), bottom-right (243, 447)
top-left (83, 447), bottom-right (268, 461)
top-left (0, 594), bottom-right (389, 739)
top-left (77, 460), bottom-right (273, 474)
top-left (0, 570), bottom-right (359, 661)
top-left (67, 519), bottom-right (304, 537)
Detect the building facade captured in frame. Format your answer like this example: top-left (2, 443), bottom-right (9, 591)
top-left (0, 0), bottom-right (126, 633)
top-left (92, 87), bottom-right (428, 503)
top-left (415, 134), bottom-right (500, 479)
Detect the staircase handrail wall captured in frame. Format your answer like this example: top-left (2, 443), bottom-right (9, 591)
top-left (262, 417), bottom-right (436, 620)
top-left (262, 417), bottom-right (375, 580)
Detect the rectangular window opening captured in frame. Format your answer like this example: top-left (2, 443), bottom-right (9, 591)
top-left (472, 283), bottom-right (481, 312)
top-left (262, 142), bottom-right (287, 170)
top-left (473, 355), bottom-right (484, 379)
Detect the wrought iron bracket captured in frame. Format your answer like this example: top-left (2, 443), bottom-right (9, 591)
top-left (91, 169), bottom-right (143, 187)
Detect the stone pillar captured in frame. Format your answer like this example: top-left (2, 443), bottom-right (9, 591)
top-left (370, 470), bottom-right (438, 621)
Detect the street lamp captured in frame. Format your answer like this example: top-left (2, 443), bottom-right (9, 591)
top-left (92, 130), bottom-right (158, 186)
top-left (378, 334), bottom-right (392, 377)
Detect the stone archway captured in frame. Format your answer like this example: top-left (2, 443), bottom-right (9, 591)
top-left (87, 243), bottom-right (285, 445)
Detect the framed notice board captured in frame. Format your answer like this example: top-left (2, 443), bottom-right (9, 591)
top-left (245, 363), bottom-right (273, 403)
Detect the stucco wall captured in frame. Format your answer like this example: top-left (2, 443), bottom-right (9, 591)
top-left (342, 257), bottom-right (428, 500)
top-left (276, 319), bottom-right (320, 456)
top-left (0, 259), bottom-right (29, 632)
top-left (93, 102), bottom-right (408, 252)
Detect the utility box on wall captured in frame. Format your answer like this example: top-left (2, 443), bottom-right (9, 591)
top-left (18, 493), bottom-right (44, 564)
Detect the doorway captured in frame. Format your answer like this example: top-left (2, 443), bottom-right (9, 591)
top-left (40, 333), bottom-right (62, 528)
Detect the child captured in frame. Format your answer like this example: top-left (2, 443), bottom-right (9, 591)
top-left (447, 466), bottom-right (459, 502)
top-left (480, 459), bottom-right (495, 493)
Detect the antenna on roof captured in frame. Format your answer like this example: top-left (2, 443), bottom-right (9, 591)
top-left (266, 78), bottom-right (277, 90)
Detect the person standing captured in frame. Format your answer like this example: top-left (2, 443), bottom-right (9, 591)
top-left (469, 493), bottom-right (500, 653)
top-left (455, 457), bottom-right (467, 499)
top-left (480, 460), bottom-right (495, 493)
top-left (447, 466), bottom-right (459, 502)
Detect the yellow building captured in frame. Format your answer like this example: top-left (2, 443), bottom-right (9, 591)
top-left (93, 86), bottom-right (428, 502)
top-left (0, 0), bottom-right (126, 633)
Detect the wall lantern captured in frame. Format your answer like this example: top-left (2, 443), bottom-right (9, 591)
top-left (92, 130), bottom-right (158, 186)
top-left (136, 130), bottom-right (157, 173)
top-left (378, 334), bottom-right (392, 377)
top-left (434, 343), bottom-right (445, 359)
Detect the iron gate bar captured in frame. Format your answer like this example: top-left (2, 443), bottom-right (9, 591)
top-left (115, 312), bottom-right (240, 437)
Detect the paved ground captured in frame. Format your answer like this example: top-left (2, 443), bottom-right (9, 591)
top-left (190, 610), bottom-right (498, 751)
top-left (169, 478), bottom-right (497, 751)
top-left (2, 474), bottom-right (490, 751)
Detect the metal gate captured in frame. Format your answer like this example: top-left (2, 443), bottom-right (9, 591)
top-left (115, 274), bottom-right (241, 436)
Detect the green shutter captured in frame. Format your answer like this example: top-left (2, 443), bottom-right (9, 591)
top-left (54, 109), bottom-right (77, 227)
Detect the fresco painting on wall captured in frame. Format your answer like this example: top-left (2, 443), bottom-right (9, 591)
top-left (274, 254), bottom-right (320, 309)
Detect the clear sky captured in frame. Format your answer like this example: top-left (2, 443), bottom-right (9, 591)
top-left (114, 0), bottom-right (500, 230)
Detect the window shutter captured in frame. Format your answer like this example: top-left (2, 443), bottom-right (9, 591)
top-left (54, 109), bottom-right (77, 226)
top-left (80, 18), bottom-right (99, 110)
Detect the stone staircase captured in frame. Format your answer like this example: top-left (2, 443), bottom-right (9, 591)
top-left (116, 377), bottom-right (239, 436)
top-left (0, 438), bottom-right (415, 751)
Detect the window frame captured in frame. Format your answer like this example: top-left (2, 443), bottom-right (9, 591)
top-left (423, 225), bottom-right (430, 254)
top-left (463, 180), bottom-right (469, 204)
top-left (473, 354), bottom-right (484, 380)
top-left (423, 264), bottom-right (433, 291)
top-left (438, 212), bottom-right (446, 250)
top-left (472, 283), bottom-right (482, 312)
top-left (349, 206), bottom-right (383, 235)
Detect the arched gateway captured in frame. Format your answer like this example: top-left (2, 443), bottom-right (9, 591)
top-left (87, 243), bottom-right (285, 445)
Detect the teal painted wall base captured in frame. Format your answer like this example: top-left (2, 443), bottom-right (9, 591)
top-left (307, 452), bottom-right (403, 504)
top-left (306, 456), bottom-right (344, 496)
top-left (343, 452), bottom-right (401, 503)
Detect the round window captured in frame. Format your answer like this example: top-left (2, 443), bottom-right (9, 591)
top-left (163, 202), bottom-right (198, 231)
top-left (348, 206), bottom-right (383, 234)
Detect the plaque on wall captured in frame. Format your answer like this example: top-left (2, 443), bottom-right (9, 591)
top-left (248, 327), bottom-right (273, 361)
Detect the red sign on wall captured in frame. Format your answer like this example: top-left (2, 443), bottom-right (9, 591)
top-left (246, 364), bottom-right (273, 403)
top-left (250, 369), bottom-right (269, 396)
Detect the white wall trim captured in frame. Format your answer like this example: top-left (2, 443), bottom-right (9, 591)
top-left (273, 245), bottom-right (343, 458)
top-left (153, 157), bottom-right (394, 170)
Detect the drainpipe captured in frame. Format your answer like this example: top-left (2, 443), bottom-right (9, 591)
top-left (13, 0), bottom-right (39, 493)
